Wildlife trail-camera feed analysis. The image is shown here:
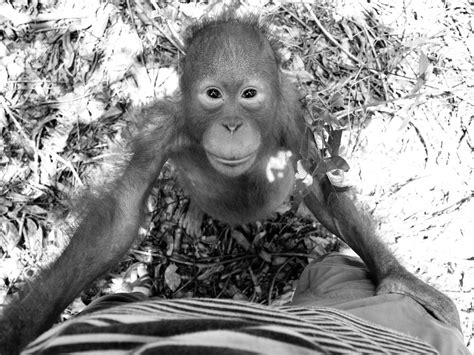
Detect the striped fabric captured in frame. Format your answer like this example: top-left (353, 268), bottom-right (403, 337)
top-left (24, 298), bottom-right (437, 354)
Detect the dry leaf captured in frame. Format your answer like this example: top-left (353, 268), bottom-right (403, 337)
top-left (259, 250), bottom-right (272, 263)
top-left (231, 229), bottom-right (251, 251)
top-left (24, 218), bottom-right (43, 256)
top-left (0, 217), bottom-right (20, 253)
top-left (164, 263), bottom-right (181, 292)
top-left (418, 50), bottom-right (429, 76)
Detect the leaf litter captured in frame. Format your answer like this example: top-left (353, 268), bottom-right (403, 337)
top-left (0, 0), bottom-right (472, 348)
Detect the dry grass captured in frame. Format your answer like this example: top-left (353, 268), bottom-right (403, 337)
top-left (0, 0), bottom-right (472, 349)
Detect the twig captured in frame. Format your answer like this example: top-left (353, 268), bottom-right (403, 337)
top-left (37, 93), bottom-right (94, 106)
top-left (0, 4), bottom-right (85, 25)
top-left (271, 252), bottom-right (321, 259)
top-left (168, 254), bottom-right (253, 268)
top-left (333, 91), bottom-right (429, 120)
top-left (54, 153), bottom-right (84, 187)
top-left (216, 268), bottom-right (243, 298)
top-left (125, 0), bottom-right (145, 66)
top-left (248, 267), bottom-right (260, 302)
top-left (172, 275), bottom-right (198, 295)
top-left (133, 2), bottom-right (185, 54)
top-left (280, 5), bottom-right (313, 32)
top-left (361, 22), bottom-right (389, 100)
top-left (268, 257), bottom-right (295, 305)
top-left (304, 3), bottom-right (362, 65)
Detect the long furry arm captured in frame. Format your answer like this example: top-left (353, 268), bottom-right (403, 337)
top-left (0, 99), bottom-right (180, 354)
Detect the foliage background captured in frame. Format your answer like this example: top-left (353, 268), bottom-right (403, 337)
top-left (0, 0), bottom-right (472, 349)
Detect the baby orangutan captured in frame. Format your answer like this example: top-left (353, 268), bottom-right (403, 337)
top-left (0, 13), bottom-right (462, 354)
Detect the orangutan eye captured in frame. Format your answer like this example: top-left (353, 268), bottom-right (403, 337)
top-left (242, 88), bottom-right (257, 98)
top-left (206, 88), bottom-right (222, 99)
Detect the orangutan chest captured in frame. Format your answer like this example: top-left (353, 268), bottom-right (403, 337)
top-left (174, 155), bottom-right (295, 224)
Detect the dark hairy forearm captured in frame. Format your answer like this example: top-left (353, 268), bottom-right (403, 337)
top-left (305, 178), bottom-right (462, 331)
top-left (0, 108), bottom-right (173, 353)
top-left (304, 178), bottom-right (401, 283)
top-left (325, 190), bottom-right (403, 282)
top-left (0, 167), bottom-right (157, 353)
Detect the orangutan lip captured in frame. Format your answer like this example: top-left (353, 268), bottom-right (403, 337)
top-left (208, 151), bottom-right (256, 167)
